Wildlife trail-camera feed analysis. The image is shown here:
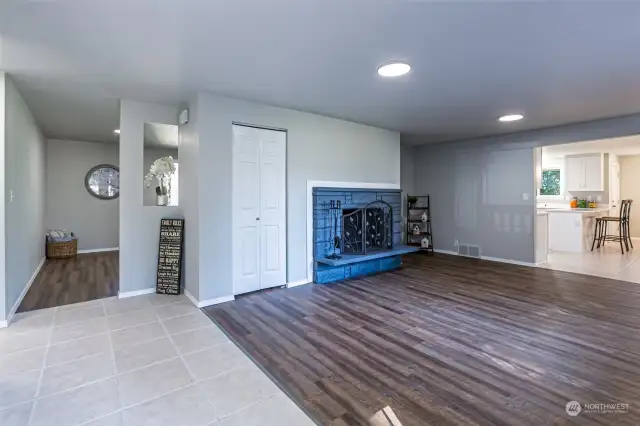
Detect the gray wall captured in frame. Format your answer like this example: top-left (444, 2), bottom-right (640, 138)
top-left (414, 144), bottom-right (535, 262)
top-left (400, 145), bottom-right (416, 242)
top-left (119, 100), bottom-right (181, 295)
top-left (177, 98), bottom-right (200, 300)
top-left (194, 93), bottom-right (400, 300)
top-left (46, 139), bottom-right (119, 251)
top-left (0, 72), bottom-right (6, 321)
top-left (4, 76), bottom-right (47, 316)
top-left (142, 147), bottom-right (179, 206)
top-left (620, 155), bottom-right (640, 237)
top-left (410, 112), bottom-right (640, 263)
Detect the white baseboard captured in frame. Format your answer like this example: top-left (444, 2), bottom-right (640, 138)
top-left (197, 295), bottom-right (235, 308)
top-left (185, 289), bottom-right (234, 308)
top-left (184, 289), bottom-right (199, 307)
top-left (481, 256), bottom-right (536, 268)
top-left (433, 249), bottom-right (458, 255)
top-left (118, 287), bottom-right (155, 299)
top-left (77, 247), bottom-right (119, 254)
top-left (287, 279), bottom-right (311, 288)
top-left (5, 257), bottom-right (46, 326)
top-left (433, 249), bottom-right (536, 267)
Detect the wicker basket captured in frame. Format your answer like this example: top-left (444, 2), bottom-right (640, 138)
top-left (46, 239), bottom-right (78, 259)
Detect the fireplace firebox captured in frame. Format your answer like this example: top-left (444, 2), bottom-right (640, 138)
top-left (341, 201), bottom-right (393, 255)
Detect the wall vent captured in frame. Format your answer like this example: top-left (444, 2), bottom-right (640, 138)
top-left (457, 244), bottom-right (481, 259)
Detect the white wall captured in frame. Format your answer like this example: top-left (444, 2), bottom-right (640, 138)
top-left (119, 100), bottom-right (181, 294)
top-left (0, 72), bottom-right (6, 322)
top-left (46, 139), bottom-right (119, 251)
top-left (4, 75), bottom-right (46, 317)
top-left (195, 93), bottom-right (400, 300)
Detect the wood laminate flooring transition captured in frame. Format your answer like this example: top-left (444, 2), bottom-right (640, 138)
top-left (204, 253), bottom-right (640, 426)
top-left (18, 251), bottom-right (119, 312)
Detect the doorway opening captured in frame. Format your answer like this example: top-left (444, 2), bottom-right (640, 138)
top-left (533, 135), bottom-right (640, 282)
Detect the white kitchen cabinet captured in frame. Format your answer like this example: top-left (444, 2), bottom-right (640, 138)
top-left (564, 154), bottom-right (604, 192)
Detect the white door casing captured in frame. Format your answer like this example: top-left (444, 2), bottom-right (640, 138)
top-left (232, 125), bottom-right (286, 295)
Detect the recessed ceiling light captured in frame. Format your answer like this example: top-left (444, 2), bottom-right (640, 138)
top-left (498, 114), bottom-right (524, 122)
top-left (377, 62), bottom-right (411, 77)
top-left (114, 129), bottom-right (121, 134)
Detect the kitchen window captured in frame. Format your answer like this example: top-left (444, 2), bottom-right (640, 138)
top-left (541, 169), bottom-right (561, 195)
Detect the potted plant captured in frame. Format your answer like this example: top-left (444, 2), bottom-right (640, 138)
top-left (407, 196), bottom-right (418, 209)
top-left (144, 156), bottom-right (176, 206)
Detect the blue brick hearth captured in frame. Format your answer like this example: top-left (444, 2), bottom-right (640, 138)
top-left (313, 187), bottom-right (417, 284)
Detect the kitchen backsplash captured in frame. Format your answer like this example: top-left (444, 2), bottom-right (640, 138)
top-left (568, 191), bottom-right (608, 204)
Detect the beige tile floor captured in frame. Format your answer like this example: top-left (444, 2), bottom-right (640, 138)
top-left (538, 238), bottom-right (640, 282)
top-left (0, 294), bottom-right (315, 426)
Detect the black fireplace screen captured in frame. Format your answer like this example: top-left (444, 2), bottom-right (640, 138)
top-left (341, 201), bottom-right (393, 254)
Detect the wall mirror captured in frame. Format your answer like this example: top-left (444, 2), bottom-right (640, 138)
top-left (143, 122), bottom-right (179, 206)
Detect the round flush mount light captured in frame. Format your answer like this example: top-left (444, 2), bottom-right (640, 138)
top-left (498, 114), bottom-right (524, 122)
top-left (377, 62), bottom-right (411, 77)
top-left (114, 129), bottom-right (121, 134)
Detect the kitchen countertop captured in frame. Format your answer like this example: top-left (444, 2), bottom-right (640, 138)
top-left (536, 207), bottom-right (610, 214)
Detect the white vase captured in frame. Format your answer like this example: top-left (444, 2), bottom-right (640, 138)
top-left (157, 195), bottom-right (169, 206)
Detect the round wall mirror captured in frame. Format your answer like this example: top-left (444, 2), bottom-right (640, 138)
top-left (85, 164), bottom-right (120, 200)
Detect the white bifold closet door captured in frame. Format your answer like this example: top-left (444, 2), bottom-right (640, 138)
top-left (232, 124), bottom-right (286, 295)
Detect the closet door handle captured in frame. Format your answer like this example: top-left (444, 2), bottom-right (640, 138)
top-left (256, 217), bottom-right (260, 221)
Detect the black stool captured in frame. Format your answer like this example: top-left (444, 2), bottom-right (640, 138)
top-left (592, 199), bottom-right (633, 253)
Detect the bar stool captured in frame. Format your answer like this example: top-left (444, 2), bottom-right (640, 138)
top-left (591, 200), bottom-right (633, 253)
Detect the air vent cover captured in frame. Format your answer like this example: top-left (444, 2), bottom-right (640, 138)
top-left (457, 244), bottom-right (481, 258)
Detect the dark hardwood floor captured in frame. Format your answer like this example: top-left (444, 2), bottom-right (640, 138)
top-left (204, 253), bottom-right (640, 426)
top-left (18, 251), bottom-right (119, 312)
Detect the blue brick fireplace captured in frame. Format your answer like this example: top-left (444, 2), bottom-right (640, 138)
top-left (313, 187), bottom-right (418, 284)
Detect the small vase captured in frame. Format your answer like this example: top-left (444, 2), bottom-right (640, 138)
top-left (156, 195), bottom-right (169, 206)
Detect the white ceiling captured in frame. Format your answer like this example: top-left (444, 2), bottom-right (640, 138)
top-left (543, 135), bottom-right (640, 164)
top-left (2, 1), bottom-right (640, 145)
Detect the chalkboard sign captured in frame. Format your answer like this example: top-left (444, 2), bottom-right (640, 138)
top-left (156, 219), bottom-right (184, 295)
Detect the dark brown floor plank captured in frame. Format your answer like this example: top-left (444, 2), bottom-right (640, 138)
top-left (17, 251), bottom-right (118, 312)
top-left (204, 253), bottom-right (640, 425)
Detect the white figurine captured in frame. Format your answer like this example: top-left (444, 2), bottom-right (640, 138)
top-left (421, 237), bottom-right (430, 248)
top-left (421, 212), bottom-right (428, 223)
top-left (413, 225), bottom-right (420, 236)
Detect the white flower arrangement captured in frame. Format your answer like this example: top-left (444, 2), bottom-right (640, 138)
top-left (144, 156), bottom-right (176, 200)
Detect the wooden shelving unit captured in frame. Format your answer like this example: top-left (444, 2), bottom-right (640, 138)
top-left (406, 194), bottom-right (434, 253)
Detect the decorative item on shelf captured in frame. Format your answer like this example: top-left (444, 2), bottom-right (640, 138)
top-left (406, 194), bottom-right (434, 253)
top-left (570, 197), bottom-right (578, 208)
top-left (326, 200), bottom-right (342, 260)
top-left (144, 156), bottom-right (176, 206)
top-left (407, 196), bottom-right (418, 209)
top-left (421, 237), bottom-right (430, 249)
